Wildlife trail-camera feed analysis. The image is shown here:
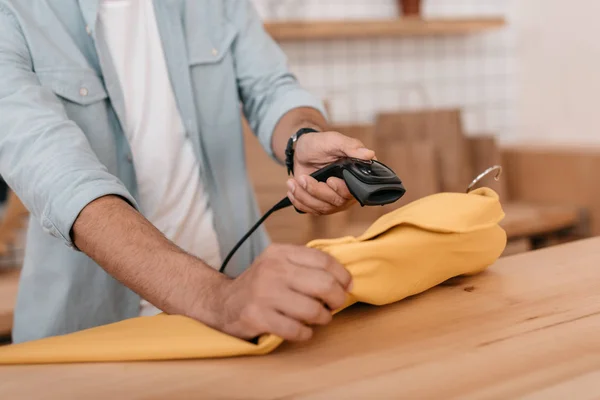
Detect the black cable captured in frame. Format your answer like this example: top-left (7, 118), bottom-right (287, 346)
top-left (219, 197), bottom-right (292, 274)
top-left (219, 208), bottom-right (275, 273)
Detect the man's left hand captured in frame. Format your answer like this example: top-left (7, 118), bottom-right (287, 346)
top-left (286, 131), bottom-right (375, 215)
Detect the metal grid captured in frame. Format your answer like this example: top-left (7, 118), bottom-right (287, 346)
top-left (252, 0), bottom-right (517, 141)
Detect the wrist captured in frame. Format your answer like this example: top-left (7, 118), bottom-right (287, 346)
top-left (182, 262), bottom-right (232, 328)
top-left (285, 127), bottom-right (320, 175)
top-left (271, 107), bottom-right (327, 162)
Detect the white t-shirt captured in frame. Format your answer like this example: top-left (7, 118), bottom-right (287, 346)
top-left (97, 0), bottom-right (222, 316)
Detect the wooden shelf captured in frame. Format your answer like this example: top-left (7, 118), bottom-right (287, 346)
top-left (500, 203), bottom-right (581, 240)
top-left (264, 18), bottom-right (506, 41)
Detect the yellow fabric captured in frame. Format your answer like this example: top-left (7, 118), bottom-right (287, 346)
top-left (0, 188), bottom-right (506, 364)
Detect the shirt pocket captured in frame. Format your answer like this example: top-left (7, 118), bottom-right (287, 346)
top-left (35, 68), bottom-right (115, 155)
top-left (36, 68), bottom-right (108, 106)
top-left (187, 22), bottom-right (239, 126)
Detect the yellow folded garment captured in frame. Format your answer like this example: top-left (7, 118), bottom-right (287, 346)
top-left (0, 188), bottom-right (506, 364)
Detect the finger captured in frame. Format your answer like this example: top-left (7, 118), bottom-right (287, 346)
top-left (275, 290), bottom-right (332, 326)
top-left (345, 147), bottom-right (375, 161)
top-left (287, 265), bottom-right (348, 311)
top-left (326, 131), bottom-right (375, 160)
top-left (298, 175), bottom-right (348, 207)
top-left (286, 247), bottom-right (353, 292)
top-left (287, 191), bottom-right (317, 214)
top-left (263, 310), bottom-right (313, 342)
top-left (288, 178), bottom-right (342, 215)
top-left (287, 179), bottom-right (331, 214)
top-left (326, 177), bottom-right (354, 201)
top-left (287, 187), bottom-right (335, 215)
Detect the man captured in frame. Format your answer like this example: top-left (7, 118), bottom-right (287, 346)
top-left (0, 0), bottom-right (376, 343)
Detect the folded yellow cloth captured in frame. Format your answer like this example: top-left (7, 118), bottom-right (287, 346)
top-left (0, 188), bottom-right (506, 364)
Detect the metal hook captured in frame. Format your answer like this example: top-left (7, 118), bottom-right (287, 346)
top-left (466, 165), bottom-right (503, 193)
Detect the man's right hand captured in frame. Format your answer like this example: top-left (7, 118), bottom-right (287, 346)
top-left (212, 244), bottom-right (353, 342)
top-left (73, 197), bottom-right (351, 343)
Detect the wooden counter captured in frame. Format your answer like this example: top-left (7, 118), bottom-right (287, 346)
top-left (2, 238), bottom-right (600, 398)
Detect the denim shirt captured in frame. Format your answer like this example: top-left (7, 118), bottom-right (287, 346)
top-left (0, 0), bottom-right (326, 343)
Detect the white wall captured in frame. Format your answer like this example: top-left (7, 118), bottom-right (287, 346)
top-left (252, 0), bottom-right (517, 141)
top-left (514, 0), bottom-right (600, 145)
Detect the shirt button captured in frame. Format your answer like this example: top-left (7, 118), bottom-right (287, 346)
top-left (211, 48), bottom-right (218, 57)
top-left (85, 25), bottom-right (92, 35)
top-left (127, 153), bottom-right (133, 163)
top-left (79, 87), bottom-right (89, 97)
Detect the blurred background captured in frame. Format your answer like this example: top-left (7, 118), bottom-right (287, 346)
top-left (1, 0), bottom-right (600, 338)
top-left (242, 0), bottom-right (600, 257)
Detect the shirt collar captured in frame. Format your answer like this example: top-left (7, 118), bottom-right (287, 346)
top-left (78, 0), bottom-right (174, 34)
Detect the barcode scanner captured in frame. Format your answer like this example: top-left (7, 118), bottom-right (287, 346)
top-left (219, 158), bottom-right (406, 274)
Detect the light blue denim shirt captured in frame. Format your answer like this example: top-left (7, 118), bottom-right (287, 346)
top-left (0, 0), bottom-right (326, 343)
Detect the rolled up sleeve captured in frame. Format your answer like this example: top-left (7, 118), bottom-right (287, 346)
top-left (0, 7), bottom-right (137, 248)
top-left (227, 0), bottom-right (328, 160)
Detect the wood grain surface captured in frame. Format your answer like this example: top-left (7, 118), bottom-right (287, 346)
top-left (0, 191), bottom-right (29, 256)
top-left (503, 145), bottom-right (600, 235)
top-left (2, 238), bottom-right (599, 399)
top-left (264, 18), bottom-right (506, 41)
top-left (501, 203), bottom-right (580, 239)
top-left (376, 109), bottom-right (474, 194)
top-left (468, 135), bottom-right (507, 200)
top-left (0, 268), bottom-right (19, 338)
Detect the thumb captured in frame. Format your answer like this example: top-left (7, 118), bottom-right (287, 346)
top-left (337, 135), bottom-right (375, 160)
top-left (350, 147), bottom-right (376, 160)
